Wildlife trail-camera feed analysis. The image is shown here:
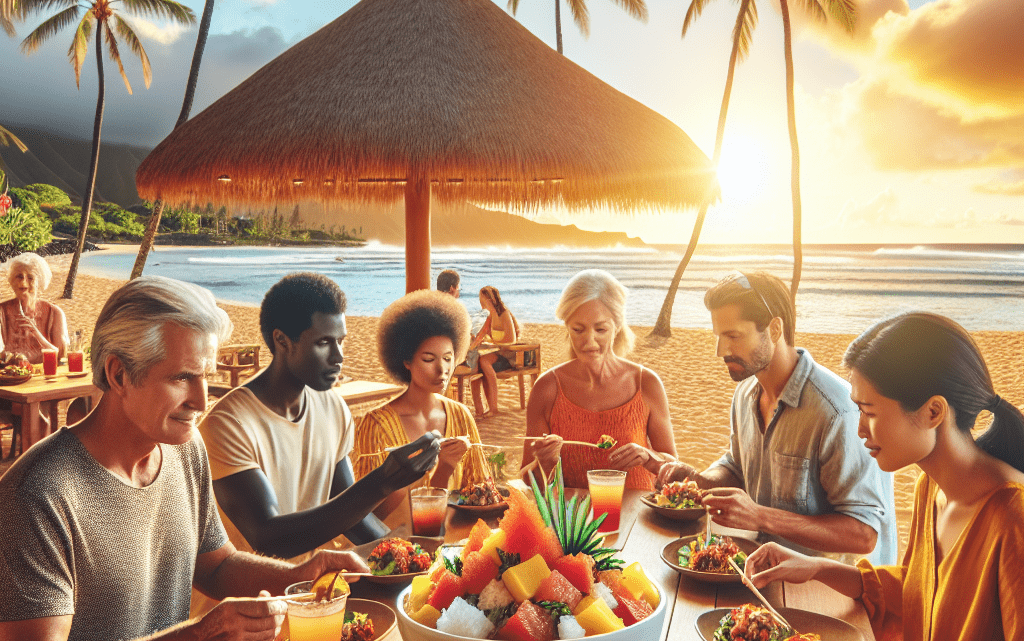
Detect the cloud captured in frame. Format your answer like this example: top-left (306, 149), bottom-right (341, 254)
top-left (0, 25), bottom-right (290, 148)
top-left (973, 170), bottom-right (1024, 196)
top-left (835, 187), bottom-right (900, 227)
top-left (925, 207), bottom-right (1024, 229)
top-left (128, 17), bottom-right (192, 45)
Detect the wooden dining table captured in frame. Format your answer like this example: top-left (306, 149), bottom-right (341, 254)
top-left (0, 367), bottom-right (101, 457)
top-left (347, 487), bottom-right (876, 641)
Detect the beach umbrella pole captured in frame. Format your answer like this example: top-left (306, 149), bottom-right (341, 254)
top-left (405, 175), bottom-right (432, 292)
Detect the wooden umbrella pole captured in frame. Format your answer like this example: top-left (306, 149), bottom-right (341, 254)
top-left (405, 174), bottom-right (432, 293)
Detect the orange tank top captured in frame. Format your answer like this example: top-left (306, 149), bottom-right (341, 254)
top-left (548, 366), bottom-right (655, 490)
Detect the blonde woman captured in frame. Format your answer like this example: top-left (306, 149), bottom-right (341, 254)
top-left (519, 269), bottom-right (676, 489)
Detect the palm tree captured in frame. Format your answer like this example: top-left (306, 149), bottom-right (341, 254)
top-left (18, 0), bottom-right (195, 298)
top-left (131, 0), bottom-right (216, 280)
top-left (507, 0), bottom-right (647, 55)
top-left (651, 0), bottom-right (854, 335)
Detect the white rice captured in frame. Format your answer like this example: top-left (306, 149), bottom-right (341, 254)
top-left (592, 581), bottom-right (618, 611)
top-left (558, 615), bottom-right (587, 639)
top-left (436, 597), bottom-right (495, 639)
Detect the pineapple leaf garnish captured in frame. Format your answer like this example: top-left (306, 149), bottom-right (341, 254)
top-left (442, 555), bottom-right (463, 576)
top-left (537, 601), bottom-right (572, 617)
top-left (528, 461), bottom-right (614, 566)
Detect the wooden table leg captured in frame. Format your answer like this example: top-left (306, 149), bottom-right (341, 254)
top-left (47, 400), bottom-right (60, 432)
top-left (21, 401), bottom-right (43, 451)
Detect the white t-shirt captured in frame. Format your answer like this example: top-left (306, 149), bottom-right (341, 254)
top-left (197, 385), bottom-right (355, 556)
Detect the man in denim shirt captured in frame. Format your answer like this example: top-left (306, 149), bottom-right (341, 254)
top-left (657, 272), bottom-right (897, 565)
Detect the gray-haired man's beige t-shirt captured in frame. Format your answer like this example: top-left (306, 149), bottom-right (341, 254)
top-left (0, 427), bottom-right (228, 640)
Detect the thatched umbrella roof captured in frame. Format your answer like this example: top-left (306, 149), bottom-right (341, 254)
top-left (136, 0), bottom-right (718, 289)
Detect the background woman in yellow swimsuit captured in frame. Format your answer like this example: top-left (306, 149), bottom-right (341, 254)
top-left (468, 285), bottom-right (519, 417)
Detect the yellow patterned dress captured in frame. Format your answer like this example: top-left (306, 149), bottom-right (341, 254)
top-left (352, 394), bottom-right (487, 492)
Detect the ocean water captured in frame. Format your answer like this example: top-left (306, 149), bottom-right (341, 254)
top-left (80, 243), bottom-right (1024, 334)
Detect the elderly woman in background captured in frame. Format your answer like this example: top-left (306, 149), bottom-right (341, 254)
top-left (519, 269), bottom-right (677, 490)
top-left (0, 252), bottom-right (68, 362)
top-left (353, 290), bottom-right (487, 521)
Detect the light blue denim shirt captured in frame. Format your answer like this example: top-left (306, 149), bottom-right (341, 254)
top-left (709, 349), bottom-right (898, 565)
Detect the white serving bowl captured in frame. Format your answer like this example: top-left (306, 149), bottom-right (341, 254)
top-left (395, 581), bottom-right (667, 641)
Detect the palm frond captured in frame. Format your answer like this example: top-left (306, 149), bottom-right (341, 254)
top-left (681, 0), bottom-right (715, 38)
top-left (565, 0), bottom-right (590, 38)
top-left (113, 14), bottom-right (151, 87)
top-left (608, 0), bottom-right (647, 23)
top-left (0, 124), bottom-right (28, 152)
top-left (506, 0), bottom-right (520, 15)
top-left (1, 14), bottom-right (15, 36)
top-left (64, 13), bottom-right (92, 87)
top-left (19, 3), bottom-right (77, 53)
top-left (101, 19), bottom-right (133, 94)
top-left (826, 0), bottom-right (856, 33)
top-left (731, 0), bottom-right (758, 62)
top-left (121, 0), bottom-right (195, 24)
top-left (797, 0), bottom-right (826, 23)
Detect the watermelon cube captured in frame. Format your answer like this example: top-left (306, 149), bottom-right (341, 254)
top-left (497, 600), bottom-right (556, 641)
top-left (552, 554), bottom-right (595, 595)
top-left (426, 569), bottom-right (466, 611)
top-left (613, 593), bottom-right (654, 626)
top-left (463, 519), bottom-right (494, 559)
top-left (461, 551), bottom-right (500, 594)
top-left (533, 569), bottom-right (582, 610)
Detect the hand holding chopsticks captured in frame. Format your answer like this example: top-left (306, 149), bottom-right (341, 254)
top-left (728, 557), bottom-right (794, 632)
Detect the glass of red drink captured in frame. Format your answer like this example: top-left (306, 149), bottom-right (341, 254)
top-left (42, 349), bottom-right (58, 377)
top-left (409, 487), bottom-right (448, 536)
top-left (68, 351), bottom-right (85, 373)
top-left (587, 469), bottom-right (627, 534)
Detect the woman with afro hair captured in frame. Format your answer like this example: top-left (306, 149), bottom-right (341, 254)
top-left (352, 290), bottom-right (487, 518)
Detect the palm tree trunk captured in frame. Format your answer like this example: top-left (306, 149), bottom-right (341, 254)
top-left (650, 0), bottom-right (750, 337)
top-left (780, 0), bottom-right (802, 306)
top-left (554, 0), bottom-right (562, 54)
top-left (130, 0), bottom-right (215, 280)
top-left (62, 24), bottom-right (106, 300)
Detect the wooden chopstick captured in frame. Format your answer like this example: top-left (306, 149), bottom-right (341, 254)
top-left (728, 558), bottom-right (794, 632)
top-left (514, 436), bottom-right (601, 449)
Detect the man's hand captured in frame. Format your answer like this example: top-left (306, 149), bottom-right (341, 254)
top-left (701, 487), bottom-right (763, 530)
top-left (195, 591), bottom-right (286, 641)
top-left (291, 550), bottom-right (371, 587)
top-left (655, 460), bottom-right (696, 488)
top-left (377, 432), bottom-right (441, 493)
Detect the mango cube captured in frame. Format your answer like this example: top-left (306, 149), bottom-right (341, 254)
top-left (621, 562), bottom-right (659, 608)
top-left (502, 553), bottom-right (551, 602)
top-left (409, 603), bottom-right (442, 628)
top-left (573, 594), bottom-right (625, 635)
top-left (409, 575), bottom-right (434, 613)
top-left (479, 529), bottom-right (508, 566)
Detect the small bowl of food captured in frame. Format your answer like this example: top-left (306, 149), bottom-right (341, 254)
top-left (448, 478), bottom-right (510, 514)
top-left (640, 479), bottom-right (706, 521)
top-left (661, 534), bottom-right (759, 583)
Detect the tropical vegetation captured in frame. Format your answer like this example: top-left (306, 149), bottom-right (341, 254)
top-left (507, 0), bottom-right (647, 55)
top-left (17, 0), bottom-right (196, 298)
top-left (651, 0), bottom-right (854, 336)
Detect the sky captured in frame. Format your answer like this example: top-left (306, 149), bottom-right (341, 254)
top-left (1, 0), bottom-right (1022, 245)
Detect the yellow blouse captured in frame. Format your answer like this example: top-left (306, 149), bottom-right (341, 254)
top-left (857, 473), bottom-right (1024, 641)
top-left (352, 394), bottom-right (487, 491)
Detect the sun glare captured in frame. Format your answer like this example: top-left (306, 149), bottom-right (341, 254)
top-left (716, 136), bottom-right (773, 205)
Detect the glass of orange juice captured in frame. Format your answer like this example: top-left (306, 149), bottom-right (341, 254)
top-left (409, 487), bottom-right (448, 536)
top-left (285, 581), bottom-right (348, 641)
top-left (587, 469), bottom-right (627, 534)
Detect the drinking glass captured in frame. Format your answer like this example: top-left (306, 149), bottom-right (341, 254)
top-left (409, 487), bottom-right (448, 536)
top-left (42, 349), bottom-right (58, 377)
top-left (587, 469), bottom-right (627, 534)
top-left (285, 580), bottom-right (348, 641)
top-left (68, 331), bottom-right (85, 373)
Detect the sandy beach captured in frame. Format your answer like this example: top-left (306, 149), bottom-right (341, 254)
top-left (5, 247), bottom-right (1024, 557)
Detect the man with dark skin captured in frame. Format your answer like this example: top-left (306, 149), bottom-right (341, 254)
top-left (199, 273), bottom-right (440, 563)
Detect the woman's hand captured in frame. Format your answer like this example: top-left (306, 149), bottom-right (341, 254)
top-left (436, 436), bottom-right (471, 473)
top-left (607, 442), bottom-right (652, 472)
top-left (744, 542), bottom-right (821, 589)
top-left (530, 434), bottom-right (563, 472)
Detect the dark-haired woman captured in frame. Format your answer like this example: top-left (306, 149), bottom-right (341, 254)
top-left (353, 290), bottom-right (487, 518)
top-left (469, 285), bottom-right (519, 417)
top-left (744, 312), bottom-right (1023, 641)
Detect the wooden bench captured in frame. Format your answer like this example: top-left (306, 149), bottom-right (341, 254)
top-left (209, 344), bottom-right (262, 397)
top-left (451, 342), bottom-right (541, 409)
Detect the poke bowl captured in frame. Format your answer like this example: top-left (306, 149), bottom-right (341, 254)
top-left (661, 534), bottom-right (760, 584)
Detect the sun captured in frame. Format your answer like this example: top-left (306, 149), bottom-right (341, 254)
top-left (715, 135), bottom-right (773, 205)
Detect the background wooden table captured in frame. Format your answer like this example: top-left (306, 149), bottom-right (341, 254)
top-left (0, 368), bottom-right (100, 455)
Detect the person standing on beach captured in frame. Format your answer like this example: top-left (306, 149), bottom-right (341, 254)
top-left (656, 271), bottom-right (898, 565)
top-left (196, 274), bottom-right (439, 571)
top-left (0, 276), bottom-right (370, 641)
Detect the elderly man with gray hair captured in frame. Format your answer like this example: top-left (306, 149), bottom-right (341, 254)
top-left (0, 276), bottom-right (369, 641)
